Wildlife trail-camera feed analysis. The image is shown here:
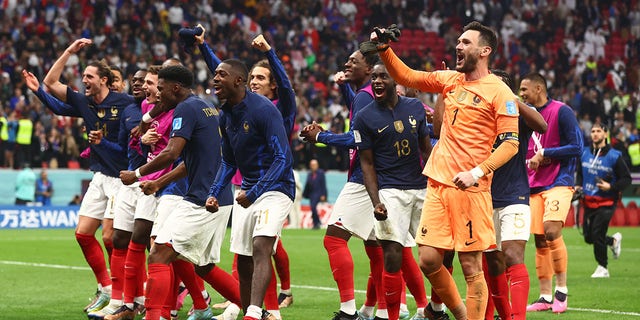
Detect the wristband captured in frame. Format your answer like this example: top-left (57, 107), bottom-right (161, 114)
top-left (315, 131), bottom-right (321, 143)
top-left (470, 166), bottom-right (485, 182)
top-left (135, 168), bottom-right (142, 178)
top-left (142, 112), bottom-right (154, 124)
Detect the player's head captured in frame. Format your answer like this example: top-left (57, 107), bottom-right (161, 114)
top-left (456, 21), bottom-right (497, 73)
top-left (491, 69), bottom-right (514, 93)
top-left (109, 65), bottom-right (126, 93)
top-left (519, 73), bottom-right (548, 106)
top-left (157, 65), bottom-right (194, 109)
top-left (130, 68), bottom-right (148, 101)
top-left (344, 50), bottom-right (379, 86)
top-left (249, 59), bottom-right (276, 99)
top-left (591, 123), bottom-right (608, 146)
top-left (143, 66), bottom-right (161, 104)
top-left (371, 63), bottom-right (397, 104)
top-left (309, 159), bottom-right (319, 171)
top-left (213, 59), bottom-right (248, 104)
top-left (162, 57), bottom-right (183, 68)
top-left (396, 84), bottom-right (419, 98)
top-left (83, 60), bottom-right (114, 97)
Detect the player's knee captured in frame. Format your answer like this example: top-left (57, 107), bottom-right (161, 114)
top-left (382, 245), bottom-right (403, 272)
top-left (533, 234), bottom-right (547, 248)
top-left (418, 254), bottom-right (439, 275)
top-left (544, 229), bottom-right (561, 241)
top-left (503, 250), bottom-right (524, 267)
top-left (147, 243), bottom-right (174, 264)
top-left (195, 264), bottom-right (214, 278)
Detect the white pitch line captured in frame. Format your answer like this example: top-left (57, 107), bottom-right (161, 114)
top-left (2, 260), bottom-right (639, 316)
top-left (0, 260), bottom-right (91, 270)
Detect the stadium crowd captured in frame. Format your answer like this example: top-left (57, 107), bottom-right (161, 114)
top-left (1, 0), bottom-right (640, 172)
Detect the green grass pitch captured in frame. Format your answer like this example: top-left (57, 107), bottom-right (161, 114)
top-left (1, 227), bottom-right (639, 319)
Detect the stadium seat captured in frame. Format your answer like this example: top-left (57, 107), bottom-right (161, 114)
top-left (612, 203), bottom-right (626, 226)
top-left (624, 201), bottom-right (640, 226)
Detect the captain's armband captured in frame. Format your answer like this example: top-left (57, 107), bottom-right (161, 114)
top-left (496, 132), bottom-right (519, 143)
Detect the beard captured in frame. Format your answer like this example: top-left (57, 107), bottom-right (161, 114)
top-left (456, 52), bottom-right (479, 73)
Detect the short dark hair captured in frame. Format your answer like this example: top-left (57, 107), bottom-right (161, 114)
top-left (87, 60), bottom-right (114, 86)
top-left (521, 72), bottom-right (547, 92)
top-left (592, 122), bottom-right (609, 132)
top-left (491, 69), bottom-right (514, 92)
top-left (109, 65), bottom-right (124, 77)
top-left (463, 21), bottom-right (498, 55)
top-left (158, 65), bottom-right (194, 88)
top-left (363, 52), bottom-right (381, 68)
top-left (222, 59), bottom-right (249, 82)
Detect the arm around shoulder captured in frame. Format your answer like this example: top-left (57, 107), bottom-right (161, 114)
top-left (518, 100), bottom-right (547, 133)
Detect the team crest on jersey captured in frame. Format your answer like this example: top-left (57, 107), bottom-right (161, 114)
top-left (243, 121), bottom-right (250, 133)
top-left (456, 91), bottom-right (467, 103)
top-left (96, 109), bottom-right (106, 118)
top-left (409, 115), bottom-right (417, 133)
top-left (394, 120), bottom-right (404, 133)
top-left (173, 117), bottom-right (183, 130)
top-left (506, 100), bottom-right (517, 115)
top-left (111, 106), bottom-right (119, 117)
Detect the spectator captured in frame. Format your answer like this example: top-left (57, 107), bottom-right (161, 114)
top-left (3, 110), bottom-right (18, 169)
top-left (302, 159), bottom-right (327, 229)
top-left (68, 194), bottom-right (82, 206)
top-left (576, 123), bottom-right (631, 278)
top-left (15, 110), bottom-right (34, 168)
top-left (35, 168), bottom-right (53, 206)
top-left (15, 162), bottom-right (36, 205)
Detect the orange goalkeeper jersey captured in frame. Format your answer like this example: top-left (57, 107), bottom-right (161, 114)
top-left (380, 49), bottom-right (519, 191)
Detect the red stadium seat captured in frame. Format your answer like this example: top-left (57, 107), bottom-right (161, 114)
top-left (612, 204), bottom-right (626, 226)
top-left (625, 201), bottom-right (640, 226)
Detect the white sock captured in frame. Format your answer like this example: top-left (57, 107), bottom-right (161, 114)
top-left (555, 286), bottom-right (568, 294)
top-left (541, 294), bottom-right (553, 302)
top-left (340, 299), bottom-right (357, 315)
top-left (375, 308), bottom-right (389, 319)
top-left (430, 302), bottom-right (445, 312)
top-left (280, 288), bottom-right (292, 295)
top-left (246, 305), bottom-right (262, 319)
top-left (360, 305), bottom-right (375, 317)
top-left (109, 299), bottom-right (123, 306)
top-left (267, 309), bottom-right (281, 319)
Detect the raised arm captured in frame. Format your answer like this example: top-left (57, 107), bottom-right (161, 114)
top-left (43, 38), bottom-right (93, 101)
top-left (194, 24), bottom-right (222, 75)
top-left (22, 70), bottom-right (81, 117)
top-left (252, 34), bottom-right (297, 135)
